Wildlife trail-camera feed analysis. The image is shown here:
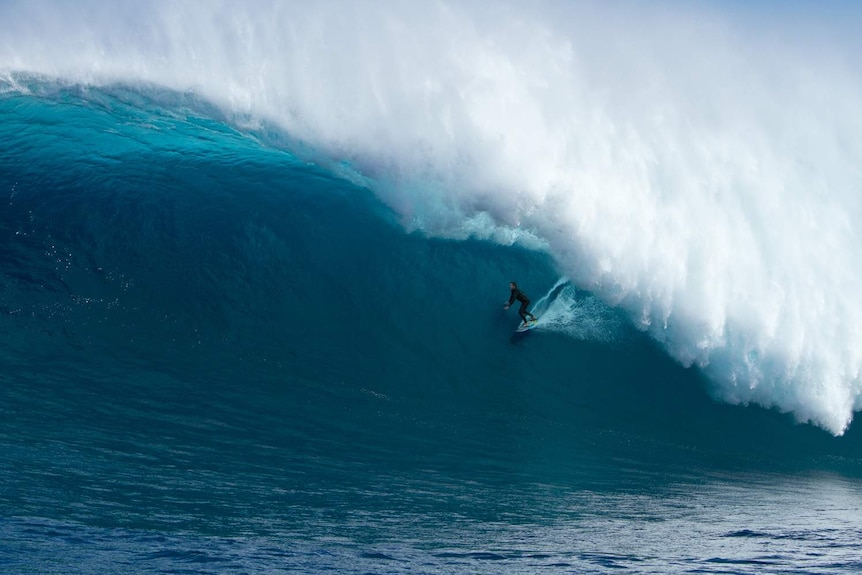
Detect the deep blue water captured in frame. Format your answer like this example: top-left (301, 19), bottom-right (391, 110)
top-left (2, 83), bottom-right (862, 573)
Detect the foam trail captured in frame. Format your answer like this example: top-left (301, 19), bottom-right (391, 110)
top-left (530, 279), bottom-right (622, 343)
top-left (2, 1), bottom-right (862, 433)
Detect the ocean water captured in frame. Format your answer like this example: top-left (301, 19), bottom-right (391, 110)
top-left (3, 2), bottom-right (862, 574)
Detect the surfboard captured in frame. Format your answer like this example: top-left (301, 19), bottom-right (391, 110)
top-left (515, 318), bottom-right (538, 333)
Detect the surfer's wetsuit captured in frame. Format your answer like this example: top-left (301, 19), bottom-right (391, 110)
top-left (507, 285), bottom-right (535, 324)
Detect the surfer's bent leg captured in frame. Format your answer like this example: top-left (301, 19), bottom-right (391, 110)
top-left (519, 301), bottom-right (531, 323)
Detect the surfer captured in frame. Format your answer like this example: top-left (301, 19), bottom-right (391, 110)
top-left (504, 282), bottom-right (537, 326)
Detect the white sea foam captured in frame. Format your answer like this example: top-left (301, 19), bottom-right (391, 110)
top-left (2, 0), bottom-right (861, 433)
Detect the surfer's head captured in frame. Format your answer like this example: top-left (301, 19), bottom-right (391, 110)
top-left (510, 282), bottom-right (517, 290)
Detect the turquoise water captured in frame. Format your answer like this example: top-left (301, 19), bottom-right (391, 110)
top-left (2, 83), bottom-right (862, 574)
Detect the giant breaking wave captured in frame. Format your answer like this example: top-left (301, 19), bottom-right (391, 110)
top-left (2, 0), bottom-right (861, 434)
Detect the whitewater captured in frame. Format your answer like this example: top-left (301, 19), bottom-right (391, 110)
top-left (5, 0), bottom-right (861, 434)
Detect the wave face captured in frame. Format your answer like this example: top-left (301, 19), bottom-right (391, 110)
top-left (5, 1), bottom-right (862, 434)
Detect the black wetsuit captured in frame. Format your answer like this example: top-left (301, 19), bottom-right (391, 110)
top-left (508, 287), bottom-right (533, 324)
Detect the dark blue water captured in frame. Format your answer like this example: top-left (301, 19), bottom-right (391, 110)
top-left (2, 82), bottom-right (862, 574)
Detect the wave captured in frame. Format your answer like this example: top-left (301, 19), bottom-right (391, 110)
top-left (4, 82), bottom-right (862, 479)
top-left (2, 1), bottom-right (862, 434)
